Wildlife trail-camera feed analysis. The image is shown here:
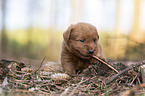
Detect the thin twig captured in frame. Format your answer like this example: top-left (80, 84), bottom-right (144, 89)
top-left (130, 75), bottom-right (137, 85)
top-left (105, 63), bottom-right (143, 85)
top-left (100, 84), bottom-right (116, 96)
top-left (60, 76), bottom-right (97, 96)
top-left (92, 56), bottom-right (119, 73)
top-left (137, 77), bottom-right (141, 84)
top-left (60, 87), bottom-right (70, 96)
top-left (68, 77), bottom-right (84, 96)
top-left (68, 76), bottom-right (97, 96)
top-left (34, 56), bottom-right (46, 73)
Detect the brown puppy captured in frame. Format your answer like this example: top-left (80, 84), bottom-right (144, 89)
top-left (61, 22), bottom-right (104, 76)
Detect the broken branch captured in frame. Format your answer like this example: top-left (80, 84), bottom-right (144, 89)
top-left (105, 63), bottom-right (144, 85)
top-left (92, 56), bottom-right (119, 73)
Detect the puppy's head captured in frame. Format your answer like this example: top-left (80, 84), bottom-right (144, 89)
top-left (63, 22), bottom-right (99, 59)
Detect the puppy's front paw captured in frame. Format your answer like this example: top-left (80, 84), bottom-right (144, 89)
top-left (65, 71), bottom-right (76, 77)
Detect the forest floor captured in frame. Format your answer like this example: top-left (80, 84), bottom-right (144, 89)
top-left (0, 59), bottom-right (145, 96)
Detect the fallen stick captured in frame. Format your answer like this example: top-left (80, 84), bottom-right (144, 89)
top-left (105, 63), bottom-right (144, 85)
top-left (92, 56), bottom-right (119, 73)
top-left (60, 76), bottom-right (97, 96)
top-left (68, 76), bottom-right (97, 96)
top-left (34, 56), bottom-right (46, 73)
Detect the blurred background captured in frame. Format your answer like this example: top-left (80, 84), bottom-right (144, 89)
top-left (0, 0), bottom-right (145, 63)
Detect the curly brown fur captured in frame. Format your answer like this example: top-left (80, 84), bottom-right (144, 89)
top-left (61, 22), bottom-right (104, 76)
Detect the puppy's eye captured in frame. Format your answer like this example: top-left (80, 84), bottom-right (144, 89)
top-left (93, 39), bottom-right (96, 43)
top-left (80, 40), bottom-right (85, 43)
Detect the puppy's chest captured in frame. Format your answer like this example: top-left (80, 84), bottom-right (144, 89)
top-left (75, 59), bottom-right (91, 69)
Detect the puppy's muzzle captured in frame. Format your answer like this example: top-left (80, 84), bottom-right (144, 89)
top-left (88, 49), bottom-right (94, 54)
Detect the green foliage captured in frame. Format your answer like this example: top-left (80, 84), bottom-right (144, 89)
top-left (2, 27), bottom-right (63, 61)
top-left (0, 28), bottom-right (144, 61)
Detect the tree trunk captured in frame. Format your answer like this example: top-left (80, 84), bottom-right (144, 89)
top-left (129, 0), bottom-right (143, 43)
top-left (1, 0), bottom-right (8, 58)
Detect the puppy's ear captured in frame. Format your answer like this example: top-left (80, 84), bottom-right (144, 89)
top-left (63, 24), bottom-right (73, 42)
top-left (95, 28), bottom-right (99, 40)
top-left (97, 33), bottom-right (99, 40)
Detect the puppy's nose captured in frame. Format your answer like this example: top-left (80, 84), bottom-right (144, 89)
top-left (88, 49), bottom-right (94, 54)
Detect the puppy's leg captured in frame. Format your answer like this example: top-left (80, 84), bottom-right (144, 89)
top-left (62, 62), bottom-right (76, 76)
